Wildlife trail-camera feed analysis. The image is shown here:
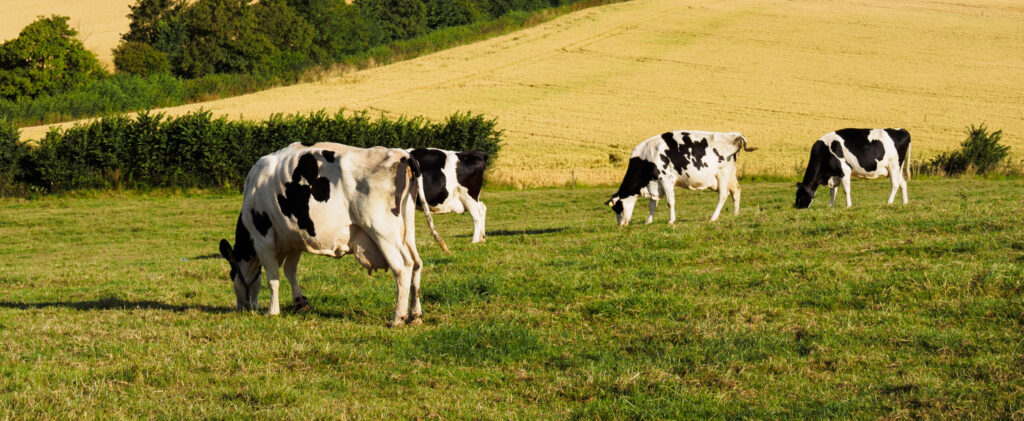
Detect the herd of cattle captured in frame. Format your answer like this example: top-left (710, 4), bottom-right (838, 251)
top-left (219, 128), bottom-right (911, 325)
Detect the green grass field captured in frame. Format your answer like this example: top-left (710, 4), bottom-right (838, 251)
top-left (1, 179), bottom-right (1022, 418)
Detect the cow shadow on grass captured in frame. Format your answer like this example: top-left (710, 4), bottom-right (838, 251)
top-left (0, 298), bottom-right (234, 314)
top-left (455, 227), bottom-right (568, 238)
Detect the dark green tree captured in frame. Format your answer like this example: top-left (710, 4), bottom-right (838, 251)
top-left (122, 0), bottom-right (186, 45)
top-left (425, 0), bottom-right (482, 29)
top-left (0, 15), bottom-right (106, 100)
top-left (285, 0), bottom-right (383, 61)
top-left (356, 0), bottom-right (428, 42)
top-left (176, 0), bottom-right (274, 78)
top-left (113, 41), bottom-right (171, 75)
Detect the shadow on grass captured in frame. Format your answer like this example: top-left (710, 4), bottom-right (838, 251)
top-left (459, 227), bottom-right (568, 238)
top-left (0, 298), bottom-right (234, 313)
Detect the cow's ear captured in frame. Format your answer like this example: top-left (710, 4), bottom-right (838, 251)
top-left (219, 239), bottom-right (235, 263)
top-left (795, 182), bottom-right (803, 188)
top-left (605, 197), bottom-right (617, 206)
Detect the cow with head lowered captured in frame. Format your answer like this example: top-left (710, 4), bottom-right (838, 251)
top-left (218, 142), bottom-right (450, 327)
top-left (407, 148), bottom-right (489, 243)
top-left (795, 128), bottom-right (911, 209)
top-left (606, 130), bottom-right (756, 225)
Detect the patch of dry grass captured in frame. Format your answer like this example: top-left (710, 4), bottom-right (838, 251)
top-left (17, 0), bottom-right (1024, 186)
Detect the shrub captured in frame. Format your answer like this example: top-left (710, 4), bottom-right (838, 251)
top-left (11, 109), bottom-right (501, 193)
top-left (113, 41), bottom-right (171, 76)
top-left (0, 15), bottom-right (106, 100)
top-left (927, 124), bottom-right (1010, 175)
top-left (0, 118), bottom-right (27, 192)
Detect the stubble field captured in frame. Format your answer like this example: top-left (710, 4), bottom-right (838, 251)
top-left (1, 179), bottom-right (1022, 418)
top-left (18, 0), bottom-right (1024, 187)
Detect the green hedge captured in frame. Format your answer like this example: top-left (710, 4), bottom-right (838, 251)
top-left (3, 110), bottom-right (501, 194)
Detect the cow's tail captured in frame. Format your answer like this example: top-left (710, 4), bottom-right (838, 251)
top-left (408, 157), bottom-right (452, 255)
top-left (904, 141), bottom-right (912, 181)
top-left (739, 135), bottom-right (757, 152)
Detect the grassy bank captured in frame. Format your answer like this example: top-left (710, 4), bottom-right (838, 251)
top-left (0, 179), bottom-right (1021, 417)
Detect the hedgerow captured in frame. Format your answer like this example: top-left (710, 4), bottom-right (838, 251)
top-left (1, 110), bottom-right (501, 194)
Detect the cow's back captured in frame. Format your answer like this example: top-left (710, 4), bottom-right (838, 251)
top-left (240, 143), bottom-right (412, 258)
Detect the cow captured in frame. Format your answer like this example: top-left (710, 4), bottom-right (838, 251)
top-left (218, 142), bottom-right (451, 327)
top-left (407, 148), bottom-right (488, 243)
top-left (795, 128), bottom-right (911, 209)
top-left (606, 130), bottom-right (756, 225)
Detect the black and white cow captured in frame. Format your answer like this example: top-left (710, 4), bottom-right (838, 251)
top-left (606, 130), bottom-right (756, 225)
top-left (218, 142), bottom-right (450, 327)
top-left (408, 148), bottom-right (488, 243)
top-left (795, 128), bottom-right (911, 209)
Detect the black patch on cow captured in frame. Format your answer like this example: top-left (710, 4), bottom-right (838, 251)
top-left (321, 150), bottom-right (335, 163)
top-left (661, 132), bottom-right (709, 174)
top-left (612, 157), bottom-right (660, 200)
top-left (455, 151), bottom-right (488, 201)
top-left (611, 200), bottom-right (624, 215)
top-left (232, 215), bottom-right (256, 262)
top-left (885, 128), bottom-right (911, 169)
top-left (277, 152), bottom-right (331, 237)
top-left (713, 148), bottom-right (724, 163)
top-left (835, 128), bottom-right (885, 172)
top-left (393, 158), bottom-right (409, 216)
top-left (250, 209), bottom-right (272, 236)
top-left (356, 179), bottom-right (370, 194)
top-left (829, 142), bottom-right (845, 159)
top-left (409, 148), bottom-right (449, 207)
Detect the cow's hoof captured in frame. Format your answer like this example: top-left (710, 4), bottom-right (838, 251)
top-left (390, 318), bottom-right (407, 328)
top-left (293, 296), bottom-right (311, 312)
top-left (408, 316), bottom-right (423, 326)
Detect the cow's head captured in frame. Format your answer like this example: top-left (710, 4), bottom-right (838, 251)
top-left (605, 195), bottom-right (638, 226)
top-left (794, 182), bottom-right (816, 209)
top-left (219, 239), bottom-right (261, 311)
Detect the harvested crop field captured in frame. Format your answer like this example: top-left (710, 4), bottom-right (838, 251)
top-left (18, 0), bottom-right (1024, 186)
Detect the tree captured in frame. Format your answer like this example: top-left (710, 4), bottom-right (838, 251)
top-left (0, 15), bottom-right (106, 100)
top-left (356, 0), bottom-right (428, 42)
top-left (122, 0), bottom-right (186, 45)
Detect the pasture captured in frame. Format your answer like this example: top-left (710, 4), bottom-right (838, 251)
top-left (19, 0), bottom-right (1024, 187)
top-left (1, 179), bottom-right (1022, 418)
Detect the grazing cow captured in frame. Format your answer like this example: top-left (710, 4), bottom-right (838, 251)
top-left (408, 148), bottom-right (488, 243)
top-left (218, 142), bottom-right (450, 327)
top-left (606, 130), bottom-right (756, 225)
top-left (795, 128), bottom-right (911, 209)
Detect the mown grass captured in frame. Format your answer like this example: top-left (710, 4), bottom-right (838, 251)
top-left (0, 179), bottom-right (1022, 418)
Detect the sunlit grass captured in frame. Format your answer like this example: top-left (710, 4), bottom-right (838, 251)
top-left (1, 179), bottom-right (1021, 417)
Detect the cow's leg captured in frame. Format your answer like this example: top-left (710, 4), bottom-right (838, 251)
top-left (377, 239), bottom-right (415, 327)
top-left (256, 249), bottom-right (282, 316)
top-left (828, 187), bottom-right (837, 207)
top-left (664, 179), bottom-right (677, 224)
top-left (646, 197), bottom-right (658, 224)
top-left (710, 174), bottom-right (729, 221)
top-left (729, 173), bottom-right (741, 216)
top-left (842, 175), bottom-right (852, 207)
top-left (282, 251), bottom-right (309, 311)
top-left (461, 194), bottom-right (487, 243)
top-left (887, 173), bottom-right (900, 205)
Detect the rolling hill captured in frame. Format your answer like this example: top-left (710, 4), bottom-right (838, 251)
top-left (16, 0), bottom-right (1024, 186)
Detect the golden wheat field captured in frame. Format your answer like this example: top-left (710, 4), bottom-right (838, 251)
top-left (17, 0), bottom-right (1024, 186)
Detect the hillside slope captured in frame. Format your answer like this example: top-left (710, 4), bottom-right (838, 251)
top-left (19, 0), bottom-right (1024, 186)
